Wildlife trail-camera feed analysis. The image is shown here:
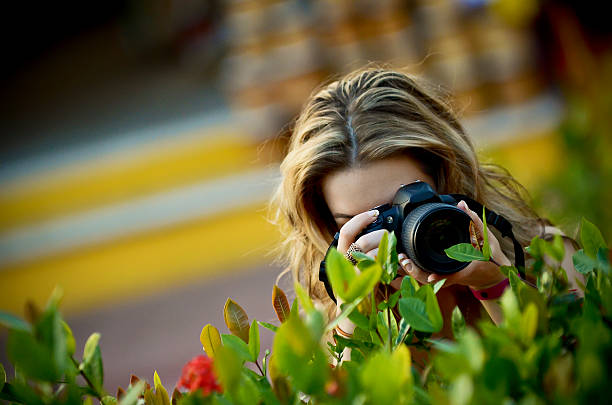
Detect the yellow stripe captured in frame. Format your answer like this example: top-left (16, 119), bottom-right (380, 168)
top-left (0, 204), bottom-right (281, 316)
top-left (0, 131), bottom-right (259, 231)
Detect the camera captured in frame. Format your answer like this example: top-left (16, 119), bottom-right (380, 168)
top-left (357, 181), bottom-right (471, 275)
top-left (319, 180), bottom-right (525, 302)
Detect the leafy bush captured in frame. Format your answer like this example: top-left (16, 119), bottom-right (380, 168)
top-left (1, 219), bottom-right (610, 404)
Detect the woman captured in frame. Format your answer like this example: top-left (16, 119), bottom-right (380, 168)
top-left (270, 67), bottom-right (582, 340)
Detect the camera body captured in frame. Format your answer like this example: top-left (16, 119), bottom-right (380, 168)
top-left (357, 181), bottom-right (471, 274)
top-left (320, 180), bottom-right (525, 302)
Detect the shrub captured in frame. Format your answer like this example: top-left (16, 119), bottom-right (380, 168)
top-left (1, 219), bottom-right (610, 404)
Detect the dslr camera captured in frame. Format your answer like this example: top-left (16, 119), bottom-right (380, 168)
top-left (319, 181), bottom-right (525, 302)
top-left (356, 180), bottom-right (471, 275)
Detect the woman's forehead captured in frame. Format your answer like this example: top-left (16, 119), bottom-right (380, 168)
top-left (321, 156), bottom-right (435, 217)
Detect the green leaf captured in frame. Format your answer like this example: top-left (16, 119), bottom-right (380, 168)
top-left (272, 285), bottom-right (290, 323)
top-left (35, 307), bottom-right (67, 376)
top-left (395, 318), bottom-right (411, 347)
top-left (400, 276), bottom-right (416, 297)
top-left (326, 247), bottom-right (358, 300)
top-left (360, 345), bottom-right (413, 404)
top-left (499, 265), bottom-right (518, 278)
top-left (377, 231), bottom-right (389, 272)
top-left (0, 312), bottom-right (31, 332)
top-left (62, 321), bottom-right (76, 357)
top-left (398, 297), bottom-right (435, 333)
top-left (153, 371), bottom-right (170, 405)
top-left (273, 315), bottom-right (329, 395)
top-left (433, 278), bottom-right (446, 294)
top-left (581, 217), bottom-right (607, 258)
top-left (257, 321), bottom-right (278, 332)
top-left (224, 299), bottom-right (250, 343)
top-left (423, 285), bottom-right (443, 332)
top-left (573, 249), bottom-right (597, 274)
top-left (520, 302), bottom-right (538, 344)
top-left (344, 261), bottom-right (383, 302)
top-left (482, 206), bottom-right (491, 260)
top-left (101, 396), bottom-right (117, 405)
top-left (83, 332), bottom-right (100, 364)
top-left (82, 348), bottom-right (104, 395)
top-left (526, 236), bottom-right (543, 259)
top-left (262, 348), bottom-right (271, 378)
top-left (450, 374), bottom-right (473, 405)
top-left (376, 311), bottom-right (399, 350)
top-left (459, 329), bottom-right (484, 371)
top-left (200, 324), bottom-right (222, 358)
top-left (213, 346), bottom-right (242, 394)
top-left (517, 282), bottom-right (548, 331)
top-left (45, 286), bottom-right (64, 310)
top-left (389, 290), bottom-right (402, 308)
top-left (80, 334), bottom-right (104, 395)
top-left (143, 388), bottom-right (155, 405)
top-left (451, 306), bottom-right (466, 339)
top-left (500, 289), bottom-right (520, 329)
top-left (294, 282), bottom-right (315, 313)
top-left (0, 363), bottom-right (5, 392)
top-left (445, 243), bottom-right (487, 262)
top-left (119, 380), bottom-right (145, 405)
top-left (326, 298), bottom-right (363, 333)
top-left (221, 334), bottom-right (252, 362)
top-left (1, 379), bottom-right (45, 405)
top-left (597, 247), bottom-right (611, 274)
top-left (379, 232), bottom-right (399, 284)
top-left (508, 269), bottom-right (522, 295)
top-left (347, 307), bottom-right (370, 330)
top-left (248, 319), bottom-right (260, 363)
top-left (354, 251), bottom-right (376, 265)
top-left (550, 234), bottom-right (566, 262)
top-left (7, 329), bottom-right (58, 381)
top-left (290, 299), bottom-right (298, 319)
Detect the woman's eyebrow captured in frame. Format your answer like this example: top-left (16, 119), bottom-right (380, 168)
top-left (333, 213), bottom-right (354, 219)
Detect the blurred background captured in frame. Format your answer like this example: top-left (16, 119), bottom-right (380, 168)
top-left (1, 0), bottom-right (610, 393)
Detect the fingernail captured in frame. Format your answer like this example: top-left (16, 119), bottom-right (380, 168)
top-left (458, 200), bottom-right (467, 209)
top-left (427, 274), bottom-right (435, 283)
top-left (398, 253), bottom-right (406, 260)
top-left (401, 258), bottom-right (412, 271)
top-left (369, 210), bottom-right (379, 217)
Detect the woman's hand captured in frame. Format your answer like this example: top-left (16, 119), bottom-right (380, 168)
top-left (398, 200), bottom-right (510, 290)
top-left (337, 209), bottom-right (386, 261)
top-left (334, 208), bottom-right (386, 344)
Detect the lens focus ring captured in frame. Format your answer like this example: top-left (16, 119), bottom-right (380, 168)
top-left (401, 202), bottom-right (471, 274)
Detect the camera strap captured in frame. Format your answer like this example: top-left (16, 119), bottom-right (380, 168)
top-left (319, 232), bottom-right (340, 303)
top-left (319, 198), bottom-right (526, 303)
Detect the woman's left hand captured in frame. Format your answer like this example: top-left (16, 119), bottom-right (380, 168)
top-left (397, 200), bottom-right (511, 290)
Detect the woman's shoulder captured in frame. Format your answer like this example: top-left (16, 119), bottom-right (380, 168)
top-left (542, 225), bottom-right (564, 237)
top-left (541, 225), bottom-right (580, 250)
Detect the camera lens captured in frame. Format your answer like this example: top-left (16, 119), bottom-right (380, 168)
top-left (401, 203), bottom-right (472, 274)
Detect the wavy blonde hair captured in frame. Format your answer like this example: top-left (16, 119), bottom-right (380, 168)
top-left (270, 67), bottom-right (543, 311)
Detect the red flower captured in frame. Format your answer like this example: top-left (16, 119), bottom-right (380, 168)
top-left (177, 355), bottom-right (222, 396)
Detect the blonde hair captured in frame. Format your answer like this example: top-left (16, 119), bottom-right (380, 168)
top-left (270, 67), bottom-right (543, 311)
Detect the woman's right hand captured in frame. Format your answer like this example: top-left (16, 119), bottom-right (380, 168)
top-left (334, 209), bottom-right (386, 336)
top-left (337, 209), bottom-right (385, 261)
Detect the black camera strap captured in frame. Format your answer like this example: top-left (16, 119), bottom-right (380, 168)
top-left (319, 199), bottom-right (526, 303)
top-left (319, 232), bottom-right (340, 303)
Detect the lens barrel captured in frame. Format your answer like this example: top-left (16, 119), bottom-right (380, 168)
top-left (401, 203), bottom-right (472, 274)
